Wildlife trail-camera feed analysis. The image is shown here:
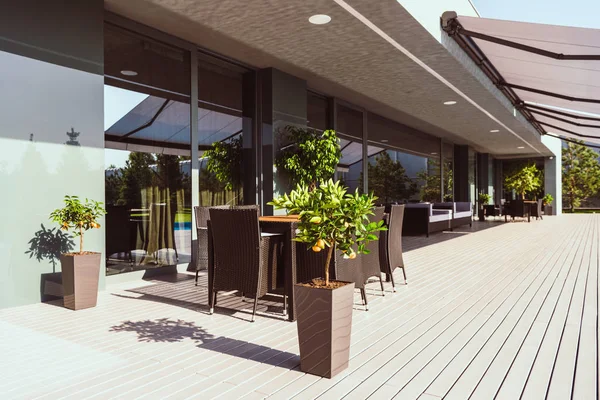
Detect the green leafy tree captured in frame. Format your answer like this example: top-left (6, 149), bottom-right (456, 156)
top-left (204, 136), bottom-right (243, 194)
top-left (275, 127), bottom-right (341, 190)
top-left (199, 167), bottom-right (225, 206)
top-left (105, 167), bottom-right (123, 206)
top-left (477, 192), bottom-right (491, 206)
top-left (269, 180), bottom-right (386, 286)
top-left (359, 152), bottom-right (417, 203)
top-left (50, 196), bottom-right (106, 254)
top-left (118, 152), bottom-right (155, 207)
top-left (416, 158), bottom-right (448, 203)
top-left (504, 163), bottom-right (542, 199)
top-left (562, 141), bottom-right (600, 211)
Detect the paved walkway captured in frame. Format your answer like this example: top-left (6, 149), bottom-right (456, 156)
top-left (1, 214), bottom-right (597, 399)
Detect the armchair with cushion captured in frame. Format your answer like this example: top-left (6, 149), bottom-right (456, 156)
top-left (433, 202), bottom-right (473, 229)
top-left (402, 203), bottom-right (451, 237)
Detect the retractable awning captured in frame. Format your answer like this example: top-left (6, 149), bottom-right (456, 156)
top-left (442, 13), bottom-right (600, 146)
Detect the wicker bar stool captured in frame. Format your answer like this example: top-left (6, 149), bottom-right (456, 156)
top-left (208, 206), bottom-right (285, 322)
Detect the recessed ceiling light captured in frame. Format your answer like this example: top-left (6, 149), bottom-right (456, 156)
top-left (490, 129), bottom-right (500, 133)
top-left (381, 139), bottom-right (388, 143)
top-left (431, 152), bottom-right (438, 155)
top-left (443, 101), bottom-right (457, 105)
top-left (309, 14), bottom-right (331, 25)
top-left (549, 156), bottom-right (554, 160)
top-left (517, 146), bottom-right (525, 149)
top-left (120, 70), bottom-right (138, 76)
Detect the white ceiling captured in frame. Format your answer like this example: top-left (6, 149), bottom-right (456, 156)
top-left (104, 0), bottom-right (554, 157)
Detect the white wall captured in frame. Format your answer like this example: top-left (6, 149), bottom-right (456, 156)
top-left (541, 135), bottom-right (562, 215)
top-left (0, 51), bottom-right (105, 308)
top-left (398, 0), bottom-right (479, 42)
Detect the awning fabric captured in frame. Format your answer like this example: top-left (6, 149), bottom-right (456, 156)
top-left (443, 14), bottom-right (600, 145)
top-left (106, 95), bottom-right (242, 149)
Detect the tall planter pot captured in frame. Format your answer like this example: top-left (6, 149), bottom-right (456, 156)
top-left (544, 205), bottom-right (553, 216)
top-left (294, 280), bottom-right (355, 378)
top-left (60, 252), bottom-right (101, 310)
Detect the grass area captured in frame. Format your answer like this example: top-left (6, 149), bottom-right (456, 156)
top-left (563, 209), bottom-right (600, 214)
top-left (175, 210), bottom-right (191, 223)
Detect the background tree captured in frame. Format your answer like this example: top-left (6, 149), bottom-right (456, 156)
top-left (359, 152), bottom-right (417, 203)
top-left (275, 127), bottom-right (341, 190)
top-left (118, 152), bottom-right (155, 207)
top-left (416, 158), bottom-right (446, 203)
top-left (562, 141), bottom-right (600, 212)
top-left (504, 163), bottom-right (542, 199)
top-left (199, 167), bottom-right (225, 206)
top-left (204, 136), bottom-right (243, 202)
top-left (105, 165), bottom-right (123, 206)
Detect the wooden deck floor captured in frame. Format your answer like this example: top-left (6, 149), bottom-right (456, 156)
top-left (1, 214), bottom-right (598, 399)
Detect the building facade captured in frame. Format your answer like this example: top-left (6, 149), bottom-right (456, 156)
top-left (0, 0), bottom-right (561, 309)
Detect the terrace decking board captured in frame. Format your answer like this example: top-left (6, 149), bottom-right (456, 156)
top-left (323, 214), bottom-right (577, 400)
top-left (0, 215), bottom-right (598, 400)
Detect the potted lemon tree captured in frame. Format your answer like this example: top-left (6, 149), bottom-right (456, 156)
top-left (477, 192), bottom-right (491, 221)
top-left (270, 180), bottom-right (385, 378)
top-left (50, 196), bottom-right (106, 310)
top-left (542, 193), bottom-right (554, 215)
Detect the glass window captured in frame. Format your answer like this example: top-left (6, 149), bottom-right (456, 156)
top-left (104, 24), bottom-right (191, 275)
top-left (197, 54), bottom-right (247, 206)
top-left (337, 104), bottom-right (364, 193)
top-left (366, 112), bottom-right (441, 203)
top-left (307, 92), bottom-right (330, 132)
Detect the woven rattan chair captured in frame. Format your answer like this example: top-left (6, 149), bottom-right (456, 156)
top-left (380, 205), bottom-right (406, 291)
top-left (334, 206), bottom-right (386, 311)
top-left (530, 199), bottom-right (543, 220)
top-left (208, 206), bottom-right (285, 322)
top-left (194, 205), bottom-right (229, 286)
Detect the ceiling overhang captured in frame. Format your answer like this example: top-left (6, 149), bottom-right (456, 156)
top-left (104, 0), bottom-right (554, 157)
top-left (442, 13), bottom-right (600, 149)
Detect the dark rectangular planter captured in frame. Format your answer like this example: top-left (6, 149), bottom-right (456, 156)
top-left (544, 205), bottom-right (553, 215)
top-left (60, 252), bottom-right (101, 310)
top-left (294, 280), bottom-right (355, 378)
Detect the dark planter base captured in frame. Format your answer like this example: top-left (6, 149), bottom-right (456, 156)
top-left (544, 205), bottom-right (553, 215)
top-left (294, 280), bottom-right (355, 378)
top-left (60, 252), bottom-right (101, 310)
top-left (478, 208), bottom-right (485, 221)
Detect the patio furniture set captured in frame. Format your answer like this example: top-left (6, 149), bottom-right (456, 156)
top-left (194, 200), bottom-right (473, 322)
top-left (194, 204), bottom-right (407, 322)
top-left (482, 199), bottom-right (544, 223)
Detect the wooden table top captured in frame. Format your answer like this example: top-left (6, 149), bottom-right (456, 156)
top-left (259, 215), bottom-right (300, 223)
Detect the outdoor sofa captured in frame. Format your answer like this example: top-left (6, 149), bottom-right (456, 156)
top-left (402, 203), bottom-right (452, 237)
top-left (433, 202), bottom-right (473, 229)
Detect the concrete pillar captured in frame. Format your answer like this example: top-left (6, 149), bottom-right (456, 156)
top-left (476, 153), bottom-right (490, 197)
top-left (494, 159), bottom-right (503, 205)
top-left (542, 135), bottom-right (562, 215)
top-left (453, 145), bottom-right (469, 202)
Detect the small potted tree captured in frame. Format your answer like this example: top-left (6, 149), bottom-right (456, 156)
top-left (270, 180), bottom-right (385, 378)
top-left (542, 193), bottom-right (554, 215)
top-left (477, 192), bottom-right (491, 221)
top-left (50, 195), bottom-right (106, 310)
